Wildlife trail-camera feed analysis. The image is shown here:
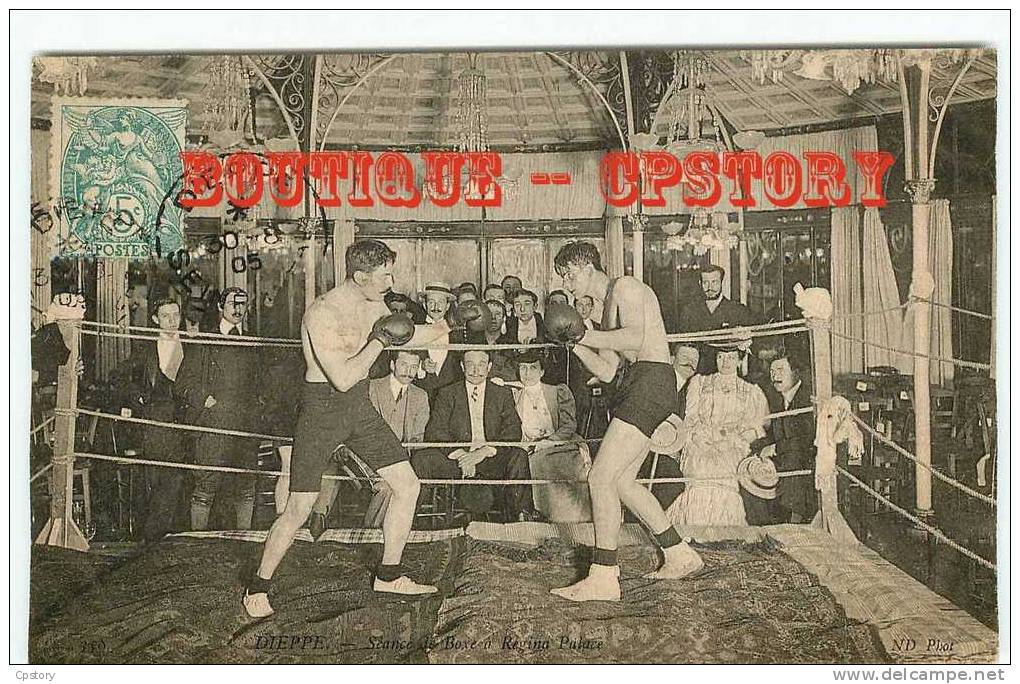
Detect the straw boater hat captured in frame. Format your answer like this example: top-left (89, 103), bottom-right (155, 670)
top-left (423, 281), bottom-right (456, 300)
top-left (649, 413), bottom-right (686, 455)
top-left (736, 453), bottom-right (779, 499)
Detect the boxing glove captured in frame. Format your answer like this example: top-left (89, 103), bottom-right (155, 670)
top-left (369, 313), bottom-right (415, 347)
top-left (453, 300), bottom-right (492, 334)
top-left (544, 303), bottom-right (587, 345)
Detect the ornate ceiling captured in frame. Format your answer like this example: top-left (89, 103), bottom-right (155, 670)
top-left (30, 49), bottom-right (997, 150)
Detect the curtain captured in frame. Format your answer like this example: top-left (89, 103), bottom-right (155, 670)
top-left (861, 208), bottom-right (909, 373)
top-left (929, 199), bottom-right (955, 386)
top-left (830, 206), bottom-right (863, 376)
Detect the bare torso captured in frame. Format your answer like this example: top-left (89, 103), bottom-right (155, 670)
top-left (600, 275), bottom-right (671, 364)
top-left (302, 282), bottom-right (389, 383)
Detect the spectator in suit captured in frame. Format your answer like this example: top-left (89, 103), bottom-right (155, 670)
top-left (574, 295), bottom-right (598, 328)
top-left (412, 349), bottom-right (533, 522)
top-left (510, 350), bottom-right (591, 522)
top-left (113, 297), bottom-right (188, 540)
top-left (415, 281), bottom-right (463, 400)
top-left (759, 353), bottom-right (817, 523)
top-left (506, 289), bottom-right (545, 344)
top-left (678, 265), bottom-right (762, 375)
top-left (384, 291), bottom-right (415, 319)
top-left (310, 350), bottom-right (432, 532)
top-left (176, 287), bottom-right (259, 531)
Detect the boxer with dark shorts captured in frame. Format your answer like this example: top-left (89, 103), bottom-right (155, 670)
top-left (547, 241), bottom-right (704, 602)
top-left (243, 240), bottom-right (454, 618)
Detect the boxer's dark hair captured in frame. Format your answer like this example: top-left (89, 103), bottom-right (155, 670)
top-left (554, 241), bottom-right (602, 274)
top-left (346, 239), bottom-right (396, 279)
top-left (218, 286), bottom-right (248, 308)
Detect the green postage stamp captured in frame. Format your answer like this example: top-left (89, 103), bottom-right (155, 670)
top-left (49, 97), bottom-right (188, 258)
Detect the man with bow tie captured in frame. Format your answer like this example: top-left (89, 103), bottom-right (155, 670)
top-left (114, 297), bottom-right (187, 540)
top-left (176, 287), bottom-right (259, 531)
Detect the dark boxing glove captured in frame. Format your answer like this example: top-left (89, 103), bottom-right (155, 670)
top-left (369, 313), bottom-right (415, 347)
top-left (453, 300), bottom-right (492, 334)
top-left (544, 303), bottom-right (587, 345)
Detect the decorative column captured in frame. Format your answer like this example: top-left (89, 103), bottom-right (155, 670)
top-left (35, 317), bottom-right (89, 551)
top-left (628, 214), bottom-right (647, 281)
top-left (605, 213), bottom-right (625, 279)
top-left (906, 178), bottom-right (936, 515)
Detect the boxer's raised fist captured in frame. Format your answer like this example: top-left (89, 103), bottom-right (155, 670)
top-left (369, 313), bottom-right (415, 347)
top-left (544, 303), bottom-right (587, 345)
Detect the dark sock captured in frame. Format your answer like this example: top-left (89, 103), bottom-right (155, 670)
top-left (247, 574), bottom-right (271, 595)
top-left (654, 526), bottom-right (682, 549)
top-left (377, 564), bottom-right (403, 582)
top-left (592, 547), bottom-right (618, 566)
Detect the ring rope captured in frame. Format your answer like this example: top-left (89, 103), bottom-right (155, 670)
top-left (81, 320), bottom-right (299, 345)
top-left (667, 326), bottom-right (809, 344)
top-left (30, 463), bottom-right (53, 483)
top-left (72, 405), bottom-right (815, 447)
top-left (827, 328), bottom-right (992, 370)
top-left (830, 302), bottom-right (909, 320)
top-left (72, 450), bottom-right (811, 485)
top-left (837, 466), bottom-right (995, 571)
top-left (912, 297), bottom-right (993, 321)
top-left (849, 413), bottom-right (995, 507)
top-left (31, 416), bottom-right (55, 436)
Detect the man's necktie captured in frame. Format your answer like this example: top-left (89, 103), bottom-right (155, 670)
top-left (395, 387), bottom-right (404, 405)
top-left (228, 326), bottom-right (240, 336)
top-left (471, 385), bottom-right (480, 402)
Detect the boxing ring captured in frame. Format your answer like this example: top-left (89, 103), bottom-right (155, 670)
top-left (28, 288), bottom-right (998, 664)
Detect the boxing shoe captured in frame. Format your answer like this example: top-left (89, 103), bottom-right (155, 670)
top-left (643, 541), bottom-right (704, 580)
top-left (243, 590), bottom-right (274, 618)
top-left (308, 512), bottom-right (327, 542)
top-left (373, 576), bottom-right (439, 595)
top-left (550, 563), bottom-right (621, 602)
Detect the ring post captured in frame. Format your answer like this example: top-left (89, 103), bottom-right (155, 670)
top-left (35, 319), bottom-right (89, 551)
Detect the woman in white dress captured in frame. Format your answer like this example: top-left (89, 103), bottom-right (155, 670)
top-left (667, 342), bottom-right (769, 527)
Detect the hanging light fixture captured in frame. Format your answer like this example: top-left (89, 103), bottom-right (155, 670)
top-left (456, 53), bottom-right (489, 153)
top-left (202, 55), bottom-right (252, 134)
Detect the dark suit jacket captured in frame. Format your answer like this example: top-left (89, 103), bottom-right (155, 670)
top-left (423, 380), bottom-right (522, 458)
top-left (175, 320), bottom-right (257, 429)
top-left (413, 327), bottom-right (467, 400)
top-left (113, 339), bottom-right (184, 423)
top-left (505, 312), bottom-right (546, 344)
top-left (763, 381), bottom-right (816, 517)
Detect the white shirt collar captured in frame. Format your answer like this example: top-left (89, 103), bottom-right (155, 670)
top-left (219, 318), bottom-right (240, 336)
top-left (466, 380), bottom-right (486, 399)
top-left (389, 374), bottom-right (406, 401)
top-left (782, 380), bottom-right (802, 407)
top-left (518, 316), bottom-right (538, 341)
top-left (705, 295), bottom-right (724, 313)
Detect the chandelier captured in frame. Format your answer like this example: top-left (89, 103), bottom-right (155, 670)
top-left (456, 53), bottom-right (489, 153)
top-left (743, 49), bottom-right (898, 94)
top-left (202, 56), bottom-right (252, 133)
top-left (652, 51), bottom-right (727, 158)
top-left (36, 56), bottom-right (98, 95)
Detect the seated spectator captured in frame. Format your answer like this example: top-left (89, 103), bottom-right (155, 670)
top-left (546, 289), bottom-right (571, 307)
top-left (309, 350), bottom-right (432, 534)
top-left (666, 341), bottom-right (769, 527)
top-left (509, 351), bottom-right (591, 522)
top-left (759, 353), bottom-right (816, 523)
top-left (412, 349), bottom-right (533, 522)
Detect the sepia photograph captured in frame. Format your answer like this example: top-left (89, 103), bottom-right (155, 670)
top-left (11, 9), bottom-right (1009, 671)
